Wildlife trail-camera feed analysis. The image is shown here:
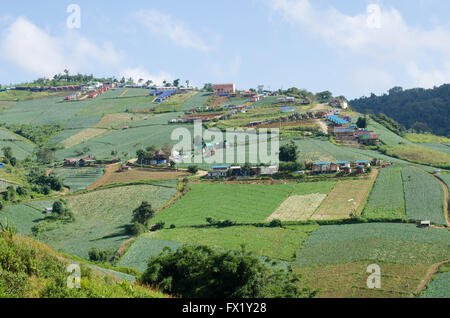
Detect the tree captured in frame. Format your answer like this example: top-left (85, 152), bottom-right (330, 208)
top-left (132, 201), bottom-right (154, 225)
top-left (316, 91), bottom-right (333, 102)
top-left (52, 201), bottom-right (65, 216)
top-left (279, 142), bottom-right (298, 162)
top-left (187, 165), bottom-right (198, 174)
top-left (8, 157), bottom-right (17, 167)
top-left (140, 245), bottom-right (315, 298)
top-left (2, 147), bottom-right (13, 160)
top-left (203, 83), bottom-right (213, 92)
top-left (356, 117), bottom-right (367, 129)
top-left (173, 79), bottom-right (180, 87)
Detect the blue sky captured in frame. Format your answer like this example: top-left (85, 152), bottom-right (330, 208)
top-left (1, 0), bottom-right (449, 98)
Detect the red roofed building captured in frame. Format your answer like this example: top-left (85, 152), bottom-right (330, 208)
top-left (213, 84), bottom-right (236, 95)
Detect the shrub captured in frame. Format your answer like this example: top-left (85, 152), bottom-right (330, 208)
top-left (140, 245), bottom-right (314, 298)
top-left (125, 222), bottom-right (147, 236)
top-left (269, 219), bottom-right (283, 228)
top-left (88, 248), bottom-right (114, 263)
top-left (187, 165), bottom-right (199, 174)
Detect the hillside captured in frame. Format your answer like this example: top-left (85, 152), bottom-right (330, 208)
top-left (0, 221), bottom-right (166, 298)
top-left (350, 84), bottom-right (450, 137)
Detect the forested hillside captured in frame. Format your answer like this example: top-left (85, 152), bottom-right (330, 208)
top-left (350, 84), bottom-right (450, 137)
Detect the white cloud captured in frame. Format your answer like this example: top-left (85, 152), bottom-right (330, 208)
top-left (0, 17), bottom-right (121, 77)
top-left (134, 9), bottom-right (213, 52)
top-left (268, 0), bottom-right (450, 91)
top-left (211, 53), bottom-right (242, 80)
top-left (120, 67), bottom-right (173, 86)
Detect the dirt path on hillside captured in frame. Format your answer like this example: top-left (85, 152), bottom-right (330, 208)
top-left (434, 176), bottom-right (449, 227)
top-left (0, 178), bottom-right (22, 186)
top-left (316, 119), bottom-right (328, 134)
top-left (414, 259), bottom-right (450, 296)
top-left (119, 89), bottom-right (129, 97)
top-left (312, 103), bottom-right (328, 111)
top-left (413, 166), bottom-right (449, 227)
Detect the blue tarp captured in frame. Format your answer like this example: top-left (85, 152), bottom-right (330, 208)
top-left (326, 115), bottom-right (350, 125)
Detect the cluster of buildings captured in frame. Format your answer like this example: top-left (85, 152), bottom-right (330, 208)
top-left (312, 160), bottom-right (371, 174)
top-left (63, 155), bottom-right (96, 167)
top-left (328, 99), bottom-right (348, 109)
top-left (277, 97), bottom-right (310, 105)
top-left (207, 165), bottom-right (279, 178)
top-left (332, 126), bottom-right (379, 145)
top-left (170, 113), bottom-right (224, 124)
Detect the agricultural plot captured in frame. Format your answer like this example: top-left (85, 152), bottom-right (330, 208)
top-left (437, 173), bottom-right (450, 190)
top-left (59, 128), bottom-right (107, 148)
top-left (363, 168), bottom-right (406, 220)
top-left (95, 113), bottom-right (146, 129)
top-left (51, 167), bottom-right (105, 192)
top-left (386, 145), bottom-right (450, 169)
top-left (30, 185), bottom-right (177, 259)
top-left (0, 180), bottom-right (16, 192)
top-left (252, 96), bottom-right (279, 107)
top-left (117, 238), bottom-right (184, 272)
top-left (88, 165), bottom-right (186, 189)
top-left (78, 94), bottom-right (153, 116)
top-left (55, 123), bottom-right (194, 161)
top-left (421, 271), bottom-right (450, 298)
top-left (419, 143), bottom-right (450, 155)
top-left (0, 204), bottom-right (44, 235)
top-left (366, 120), bottom-right (412, 146)
top-left (267, 194), bottom-right (327, 221)
top-left (152, 183), bottom-right (295, 226)
top-left (287, 138), bottom-right (373, 163)
top-left (180, 92), bottom-right (211, 111)
top-left (401, 167), bottom-right (446, 225)
top-left (151, 224), bottom-right (319, 262)
top-left (295, 223), bottom-right (450, 268)
top-left (0, 128), bottom-right (35, 160)
top-left (296, 261), bottom-right (429, 298)
top-left (312, 172), bottom-right (377, 220)
top-left (130, 112), bottom-right (184, 127)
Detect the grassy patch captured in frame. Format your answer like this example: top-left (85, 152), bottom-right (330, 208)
top-left (405, 133), bottom-right (450, 144)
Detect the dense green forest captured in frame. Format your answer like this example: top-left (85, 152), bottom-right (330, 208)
top-left (350, 84), bottom-right (450, 137)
